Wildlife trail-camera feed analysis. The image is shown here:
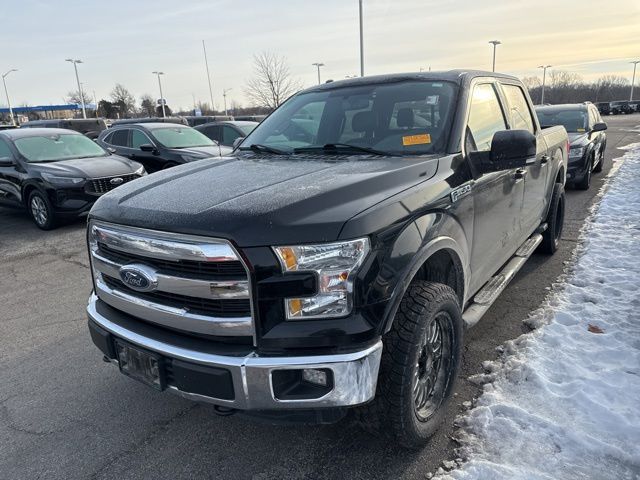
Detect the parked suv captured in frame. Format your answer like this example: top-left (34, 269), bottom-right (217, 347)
top-left (97, 123), bottom-right (232, 172)
top-left (21, 118), bottom-right (107, 139)
top-left (194, 120), bottom-right (258, 146)
top-left (536, 103), bottom-right (606, 189)
top-left (86, 71), bottom-right (568, 448)
top-left (0, 128), bottom-right (144, 229)
top-left (610, 100), bottom-right (632, 114)
top-left (595, 102), bottom-right (611, 115)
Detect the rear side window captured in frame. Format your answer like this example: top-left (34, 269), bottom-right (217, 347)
top-left (107, 129), bottom-right (129, 147)
top-left (202, 125), bottom-right (222, 142)
top-left (466, 83), bottom-right (506, 152)
top-left (0, 139), bottom-right (13, 159)
top-left (501, 84), bottom-right (535, 134)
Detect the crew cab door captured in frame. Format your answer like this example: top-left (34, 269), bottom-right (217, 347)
top-left (464, 82), bottom-right (526, 294)
top-left (499, 82), bottom-right (548, 233)
top-left (0, 139), bottom-right (22, 207)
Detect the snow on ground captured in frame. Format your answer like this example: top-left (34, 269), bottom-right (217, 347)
top-left (438, 143), bottom-right (640, 480)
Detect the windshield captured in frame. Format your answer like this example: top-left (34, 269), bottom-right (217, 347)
top-left (242, 80), bottom-right (456, 155)
top-left (151, 127), bottom-right (215, 148)
top-left (15, 133), bottom-right (108, 162)
top-left (536, 109), bottom-right (588, 133)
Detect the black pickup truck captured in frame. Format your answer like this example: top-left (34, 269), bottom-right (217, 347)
top-left (86, 71), bottom-right (568, 448)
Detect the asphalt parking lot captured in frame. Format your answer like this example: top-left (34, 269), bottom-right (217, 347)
top-left (1, 114), bottom-right (639, 480)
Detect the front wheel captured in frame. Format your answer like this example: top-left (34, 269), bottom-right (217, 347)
top-left (538, 182), bottom-right (565, 254)
top-left (575, 156), bottom-right (592, 190)
top-left (28, 190), bottom-right (57, 230)
top-left (355, 282), bottom-right (463, 449)
top-left (593, 146), bottom-right (605, 173)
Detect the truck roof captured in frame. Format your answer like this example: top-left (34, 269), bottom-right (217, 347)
top-left (308, 70), bottom-right (520, 92)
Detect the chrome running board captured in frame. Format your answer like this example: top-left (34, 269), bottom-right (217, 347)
top-left (462, 232), bottom-right (543, 328)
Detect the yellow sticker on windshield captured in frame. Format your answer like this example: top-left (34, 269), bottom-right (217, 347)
top-left (577, 128), bottom-right (585, 132)
top-left (402, 133), bottom-right (431, 146)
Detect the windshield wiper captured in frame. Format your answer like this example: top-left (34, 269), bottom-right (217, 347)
top-left (239, 144), bottom-right (290, 155)
top-left (293, 143), bottom-right (388, 156)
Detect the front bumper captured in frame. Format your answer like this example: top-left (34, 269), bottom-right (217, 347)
top-left (87, 294), bottom-right (382, 410)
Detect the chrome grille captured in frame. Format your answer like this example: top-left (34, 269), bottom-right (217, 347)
top-left (88, 221), bottom-right (254, 339)
top-left (87, 174), bottom-right (140, 195)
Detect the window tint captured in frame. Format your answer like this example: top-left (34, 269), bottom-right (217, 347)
top-left (0, 139), bottom-right (13, 159)
top-left (466, 84), bottom-right (506, 152)
top-left (202, 125), bottom-right (221, 142)
top-left (131, 129), bottom-right (151, 148)
top-left (107, 129), bottom-right (129, 147)
top-left (222, 126), bottom-right (242, 145)
top-left (502, 84), bottom-right (535, 133)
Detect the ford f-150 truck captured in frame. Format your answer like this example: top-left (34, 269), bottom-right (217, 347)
top-left (86, 71), bottom-right (568, 448)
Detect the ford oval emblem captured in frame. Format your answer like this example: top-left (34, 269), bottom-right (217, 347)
top-left (118, 264), bottom-right (158, 292)
top-left (110, 177), bottom-right (124, 186)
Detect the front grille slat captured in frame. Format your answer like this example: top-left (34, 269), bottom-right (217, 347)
top-left (102, 275), bottom-right (251, 317)
top-left (98, 243), bottom-right (246, 279)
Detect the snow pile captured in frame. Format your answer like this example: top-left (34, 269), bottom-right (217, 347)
top-left (440, 143), bottom-right (640, 480)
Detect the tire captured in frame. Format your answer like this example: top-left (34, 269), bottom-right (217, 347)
top-left (538, 182), bottom-right (565, 254)
top-left (575, 156), bottom-right (592, 190)
top-left (355, 282), bottom-right (463, 449)
top-left (593, 146), bottom-right (604, 173)
top-left (28, 189), bottom-right (56, 230)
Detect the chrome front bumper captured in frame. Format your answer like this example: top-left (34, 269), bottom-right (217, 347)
top-left (87, 294), bottom-right (382, 410)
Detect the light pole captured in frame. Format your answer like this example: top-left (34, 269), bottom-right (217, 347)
top-left (359, 0), bottom-right (364, 77)
top-left (65, 59), bottom-right (86, 119)
top-left (312, 62), bottom-right (325, 84)
top-left (489, 40), bottom-right (501, 72)
top-left (223, 88), bottom-right (232, 116)
top-left (2, 69), bottom-right (17, 126)
top-left (538, 65), bottom-right (552, 105)
top-left (630, 60), bottom-right (640, 102)
top-left (152, 71), bottom-right (166, 118)
top-left (202, 40), bottom-right (215, 112)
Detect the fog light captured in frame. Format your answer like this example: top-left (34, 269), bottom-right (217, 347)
top-left (302, 368), bottom-right (328, 386)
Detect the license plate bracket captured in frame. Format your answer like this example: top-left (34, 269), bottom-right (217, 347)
top-left (115, 340), bottom-right (166, 391)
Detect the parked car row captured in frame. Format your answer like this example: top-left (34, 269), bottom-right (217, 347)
top-left (596, 100), bottom-right (640, 115)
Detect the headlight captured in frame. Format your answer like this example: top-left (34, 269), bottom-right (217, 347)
top-left (134, 165), bottom-right (147, 176)
top-left (41, 173), bottom-right (85, 185)
top-left (273, 238), bottom-right (370, 319)
top-left (569, 146), bottom-right (584, 158)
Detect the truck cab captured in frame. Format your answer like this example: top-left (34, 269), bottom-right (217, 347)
top-left (86, 71), bottom-right (567, 448)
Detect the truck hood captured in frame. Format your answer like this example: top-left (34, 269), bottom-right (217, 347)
top-left (30, 154), bottom-right (140, 178)
top-left (90, 154), bottom-right (439, 247)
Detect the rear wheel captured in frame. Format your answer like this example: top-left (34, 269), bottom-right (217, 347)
top-left (28, 190), bottom-right (56, 230)
top-left (539, 182), bottom-right (565, 254)
top-left (355, 282), bottom-right (463, 449)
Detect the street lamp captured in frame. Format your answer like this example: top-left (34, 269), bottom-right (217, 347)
top-left (359, 0), bottom-right (364, 77)
top-left (2, 69), bottom-right (17, 126)
top-left (223, 88), bottom-right (232, 116)
top-left (489, 40), bottom-right (501, 72)
top-left (538, 65), bottom-right (552, 105)
top-left (152, 71), bottom-right (166, 118)
top-left (312, 62), bottom-right (325, 84)
top-left (65, 59), bottom-right (86, 119)
top-left (631, 60), bottom-right (640, 102)
top-left (202, 40), bottom-right (215, 112)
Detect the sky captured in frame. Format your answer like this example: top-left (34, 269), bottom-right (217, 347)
top-left (2, 0), bottom-right (639, 112)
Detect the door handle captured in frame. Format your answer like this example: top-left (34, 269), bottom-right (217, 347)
top-left (540, 155), bottom-right (550, 165)
top-left (514, 168), bottom-right (527, 180)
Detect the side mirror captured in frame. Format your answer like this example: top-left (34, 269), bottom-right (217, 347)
top-left (139, 144), bottom-right (157, 154)
top-left (592, 122), bottom-right (607, 132)
top-left (232, 137), bottom-right (244, 149)
top-left (0, 158), bottom-right (14, 167)
top-left (471, 130), bottom-right (536, 173)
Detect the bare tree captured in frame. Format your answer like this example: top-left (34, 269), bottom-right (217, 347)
top-left (245, 52), bottom-right (302, 110)
top-left (521, 76), bottom-right (542, 90)
top-left (139, 94), bottom-right (156, 117)
top-left (66, 89), bottom-right (93, 106)
top-left (110, 84), bottom-right (136, 116)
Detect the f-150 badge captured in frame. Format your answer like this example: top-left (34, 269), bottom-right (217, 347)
top-left (451, 184), bottom-right (472, 203)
